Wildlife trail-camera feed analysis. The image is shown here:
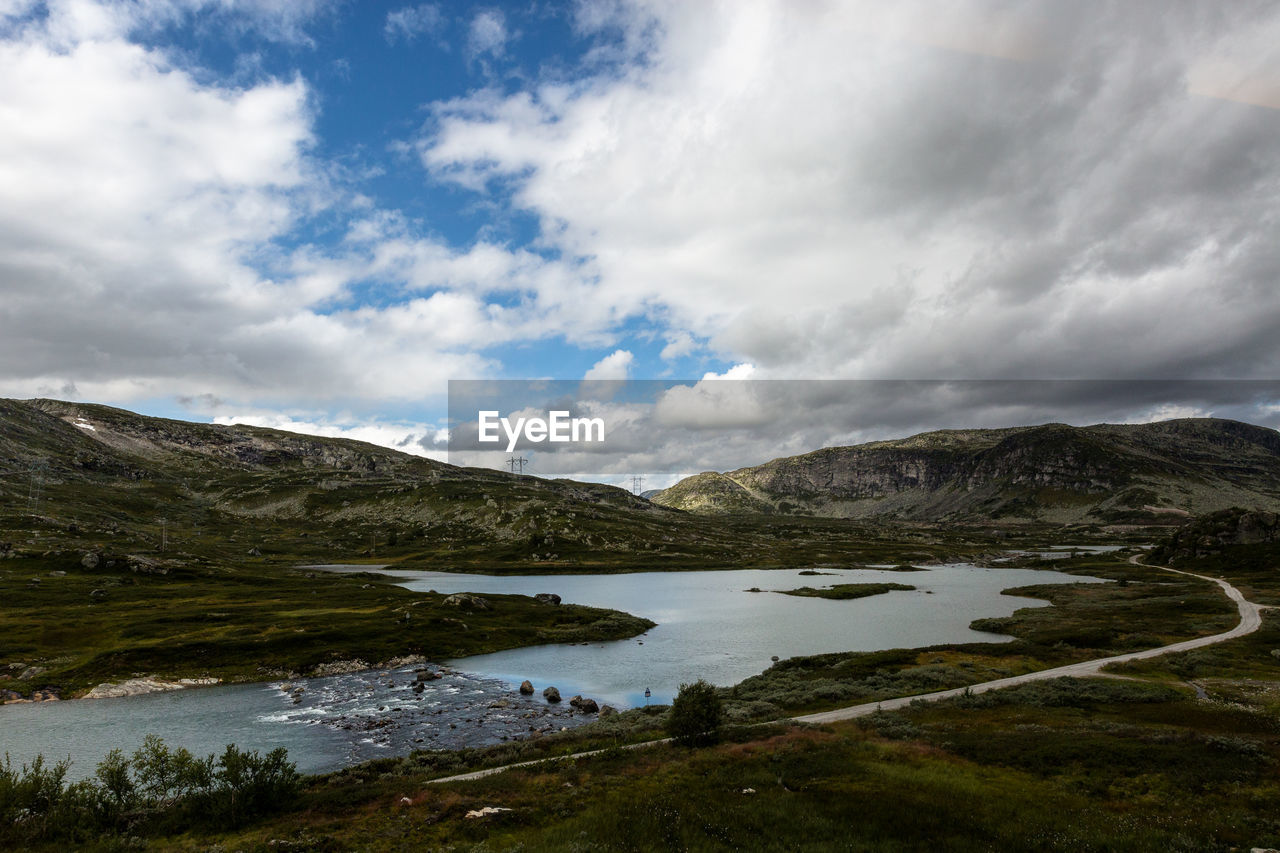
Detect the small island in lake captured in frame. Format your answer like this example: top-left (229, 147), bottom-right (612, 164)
top-left (776, 582), bottom-right (916, 600)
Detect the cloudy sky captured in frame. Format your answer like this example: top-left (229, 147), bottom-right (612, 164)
top-left (2, 0), bottom-right (1279, 480)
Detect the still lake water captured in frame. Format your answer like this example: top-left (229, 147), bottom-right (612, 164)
top-left (0, 562), bottom-right (1106, 778)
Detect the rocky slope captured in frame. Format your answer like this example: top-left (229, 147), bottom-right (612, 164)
top-left (653, 419), bottom-right (1280, 523)
top-left (0, 398), bottom-right (730, 567)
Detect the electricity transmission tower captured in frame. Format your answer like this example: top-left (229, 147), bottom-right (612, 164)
top-left (631, 475), bottom-right (644, 495)
top-left (26, 460), bottom-right (48, 515)
top-left (507, 456), bottom-right (528, 474)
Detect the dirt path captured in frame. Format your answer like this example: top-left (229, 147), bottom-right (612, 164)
top-left (795, 556), bottom-right (1262, 723)
top-left (431, 556), bottom-right (1265, 783)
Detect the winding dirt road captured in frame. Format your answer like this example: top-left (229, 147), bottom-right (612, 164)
top-left (794, 556), bottom-right (1264, 723)
top-left (431, 556), bottom-right (1267, 783)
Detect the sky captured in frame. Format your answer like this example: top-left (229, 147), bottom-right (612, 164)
top-left (2, 0), bottom-right (1280, 483)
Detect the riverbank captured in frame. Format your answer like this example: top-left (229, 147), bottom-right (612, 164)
top-left (0, 554), bottom-right (654, 701)
top-left (69, 549), bottom-right (1280, 852)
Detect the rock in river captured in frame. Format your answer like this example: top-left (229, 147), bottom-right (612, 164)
top-left (569, 695), bottom-right (599, 714)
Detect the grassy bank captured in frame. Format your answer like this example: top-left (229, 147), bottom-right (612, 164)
top-left (724, 554), bottom-right (1237, 717)
top-left (8, 547), bottom-right (1280, 849)
top-left (101, 673), bottom-right (1280, 852)
top-left (0, 554), bottom-right (653, 699)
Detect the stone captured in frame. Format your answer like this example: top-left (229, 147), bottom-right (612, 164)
top-left (443, 593), bottom-right (490, 611)
top-left (81, 552), bottom-right (101, 570)
top-left (89, 588), bottom-right (108, 601)
top-left (569, 695), bottom-right (599, 713)
top-left (534, 593), bottom-right (561, 605)
top-left (599, 705), bottom-right (617, 718)
top-left (519, 679), bottom-right (534, 694)
top-left (465, 806), bottom-right (512, 819)
top-left (542, 686), bottom-right (561, 702)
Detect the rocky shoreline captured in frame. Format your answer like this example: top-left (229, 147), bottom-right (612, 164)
top-left (265, 663), bottom-right (612, 763)
top-left (82, 676), bottom-right (222, 699)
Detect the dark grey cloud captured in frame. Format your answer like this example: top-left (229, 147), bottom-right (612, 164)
top-left (447, 379), bottom-right (1280, 487)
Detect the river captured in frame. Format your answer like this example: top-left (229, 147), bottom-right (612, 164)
top-left (0, 560), bottom-right (1108, 778)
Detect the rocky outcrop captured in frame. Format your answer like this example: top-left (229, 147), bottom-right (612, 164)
top-left (82, 676), bottom-right (220, 699)
top-left (519, 679), bottom-right (534, 694)
top-left (1150, 508), bottom-right (1280, 563)
top-left (309, 659), bottom-right (370, 677)
top-left (654, 419), bottom-right (1280, 522)
top-left (443, 593), bottom-right (491, 611)
top-left (1, 688), bottom-right (60, 703)
top-left (534, 593), bottom-right (561, 605)
top-left (542, 686), bottom-right (561, 702)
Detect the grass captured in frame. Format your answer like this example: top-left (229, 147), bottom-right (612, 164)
top-left (5, 543), bottom-right (1280, 850)
top-left (0, 555), bottom-right (654, 698)
top-left (724, 554), bottom-right (1236, 717)
top-left (111, 674), bottom-right (1280, 852)
top-left (775, 582), bottom-right (915, 600)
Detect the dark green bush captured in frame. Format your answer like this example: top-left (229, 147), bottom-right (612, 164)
top-left (667, 679), bottom-right (724, 747)
top-left (0, 737), bottom-right (300, 846)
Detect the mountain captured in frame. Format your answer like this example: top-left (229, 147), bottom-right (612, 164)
top-left (653, 419), bottom-right (1280, 523)
top-left (0, 398), bottom-right (739, 569)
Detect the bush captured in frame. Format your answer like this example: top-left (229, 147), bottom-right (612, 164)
top-left (667, 679), bottom-right (724, 747)
top-left (0, 737), bottom-right (300, 846)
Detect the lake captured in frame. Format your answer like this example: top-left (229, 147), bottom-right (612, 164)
top-left (0, 562), bottom-right (1105, 778)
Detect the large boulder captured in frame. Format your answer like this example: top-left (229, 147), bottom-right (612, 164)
top-left (80, 552), bottom-right (101, 570)
top-left (542, 686), bottom-right (561, 702)
top-left (519, 680), bottom-right (534, 695)
top-left (534, 593), bottom-right (561, 605)
top-left (569, 695), bottom-right (599, 713)
top-left (443, 593), bottom-right (491, 611)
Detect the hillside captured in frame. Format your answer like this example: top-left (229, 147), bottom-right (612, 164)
top-left (653, 419), bottom-right (1280, 523)
top-left (0, 398), bottom-right (726, 569)
top-left (0, 398), bottom-right (994, 572)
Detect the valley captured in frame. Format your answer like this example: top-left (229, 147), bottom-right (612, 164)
top-left (3, 400), bottom-right (1280, 851)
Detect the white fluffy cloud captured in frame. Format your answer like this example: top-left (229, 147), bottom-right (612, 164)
top-left (422, 0), bottom-right (1280, 381)
top-left (214, 411), bottom-right (448, 459)
top-left (583, 349), bottom-right (633, 381)
top-left (4, 0), bottom-right (1280, 467)
top-left (0, 1), bottom-right (537, 410)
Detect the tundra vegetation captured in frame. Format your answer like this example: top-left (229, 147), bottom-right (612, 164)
top-left (4, 402), bottom-right (1280, 848)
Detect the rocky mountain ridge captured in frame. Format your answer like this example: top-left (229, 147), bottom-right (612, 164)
top-left (653, 419), bottom-right (1280, 523)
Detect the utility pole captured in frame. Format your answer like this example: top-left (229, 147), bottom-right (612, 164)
top-left (507, 456), bottom-right (528, 474)
top-left (631, 475), bottom-right (644, 495)
top-left (158, 518), bottom-right (167, 552)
